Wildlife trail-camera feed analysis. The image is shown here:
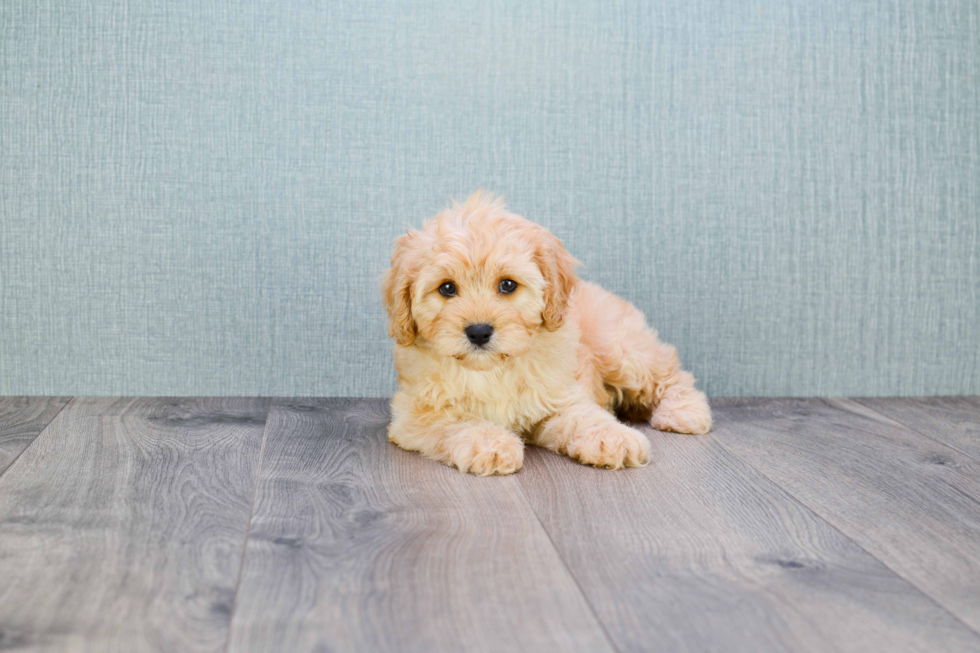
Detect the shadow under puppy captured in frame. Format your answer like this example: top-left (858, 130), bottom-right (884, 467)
top-left (382, 191), bottom-right (712, 475)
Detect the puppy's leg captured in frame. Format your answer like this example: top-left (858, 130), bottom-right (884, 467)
top-left (619, 329), bottom-right (712, 434)
top-left (444, 423), bottom-right (524, 476)
top-left (649, 369), bottom-right (713, 435)
top-left (389, 396), bottom-right (524, 476)
top-left (573, 283), bottom-right (712, 434)
top-left (532, 398), bottom-right (650, 469)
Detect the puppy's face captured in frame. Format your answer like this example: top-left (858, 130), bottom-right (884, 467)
top-left (383, 194), bottom-right (577, 371)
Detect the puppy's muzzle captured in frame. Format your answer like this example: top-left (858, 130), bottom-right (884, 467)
top-left (464, 323), bottom-right (494, 348)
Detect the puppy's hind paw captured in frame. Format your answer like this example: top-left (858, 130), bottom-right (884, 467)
top-left (651, 393), bottom-right (713, 435)
top-left (449, 425), bottom-right (524, 476)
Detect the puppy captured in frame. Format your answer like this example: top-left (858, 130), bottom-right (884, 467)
top-left (382, 191), bottom-right (712, 475)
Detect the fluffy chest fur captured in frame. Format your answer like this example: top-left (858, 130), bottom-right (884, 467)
top-left (395, 328), bottom-right (579, 433)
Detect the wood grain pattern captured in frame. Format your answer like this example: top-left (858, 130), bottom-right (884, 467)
top-left (227, 398), bottom-right (614, 653)
top-left (854, 396), bottom-right (980, 462)
top-left (3, 396), bottom-right (979, 651)
top-left (714, 398), bottom-right (980, 635)
top-left (0, 396), bottom-right (71, 476)
top-left (516, 423), bottom-right (980, 653)
top-left (0, 397), bottom-right (270, 653)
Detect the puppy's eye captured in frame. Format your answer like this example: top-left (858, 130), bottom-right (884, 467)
top-left (438, 282), bottom-right (457, 297)
top-left (498, 279), bottom-right (518, 294)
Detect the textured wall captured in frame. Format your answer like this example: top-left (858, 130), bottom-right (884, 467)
top-left (1, 0), bottom-right (978, 397)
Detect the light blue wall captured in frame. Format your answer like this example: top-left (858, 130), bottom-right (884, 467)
top-left (2, 0), bottom-right (978, 397)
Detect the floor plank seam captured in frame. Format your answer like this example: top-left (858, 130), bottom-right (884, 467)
top-left (0, 396), bottom-right (73, 482)
top-left (4, 397), bottom-right (978, 651)
top-left (710, 432), bottom-right (980, 642)
top-left (513, 470), bottom-right (624, 653)
top-left (223, 398), bottom-right (275, 653)
top-left (852, 400), bottom-right (980, 466)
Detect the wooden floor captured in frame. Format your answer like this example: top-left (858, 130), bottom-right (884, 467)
top-left (1, 397), bottom-right (979, 652)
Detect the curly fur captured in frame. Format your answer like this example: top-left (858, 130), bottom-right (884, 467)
top-left (382, 191), bottom-right (712, 475)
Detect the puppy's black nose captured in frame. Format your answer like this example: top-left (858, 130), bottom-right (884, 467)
top-left (465, 323), bottom-right (494, 347)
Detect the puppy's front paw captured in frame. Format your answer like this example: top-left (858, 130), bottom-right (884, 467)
top-left (448, 425), bottom-right (524, 476)
top-left (567, 422), bottom-right (650, 470)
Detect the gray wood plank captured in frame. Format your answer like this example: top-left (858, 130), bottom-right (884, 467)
top-left (516, 424), bottom-right (980, 653)
top-left (0, 397), bottom-right (270, 653)
top-left (714, 397), bottom-right (980, 635)
top-left (64, 396), bottom-right (266, 418)
top-left (0, 397), bottom-right (71, 476)
top-left (855, 396), bottom-right (980, 462)
top-left (227, 398), bottom-right (614, 653)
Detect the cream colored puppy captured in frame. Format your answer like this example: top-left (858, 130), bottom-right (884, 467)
top-left (383, 191), bottom-right (712, 475)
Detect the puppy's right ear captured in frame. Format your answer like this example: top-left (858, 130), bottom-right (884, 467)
top-left (382, 231), bottom-right (420, 347)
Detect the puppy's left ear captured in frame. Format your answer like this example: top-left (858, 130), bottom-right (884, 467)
top-left (534, 228), bottom-right (579, 331)
top-left (382, 231), bottom-right (420, 347)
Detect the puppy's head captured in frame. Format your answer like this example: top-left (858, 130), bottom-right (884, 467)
top-left (382, 191), bottom-right (578, 370)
